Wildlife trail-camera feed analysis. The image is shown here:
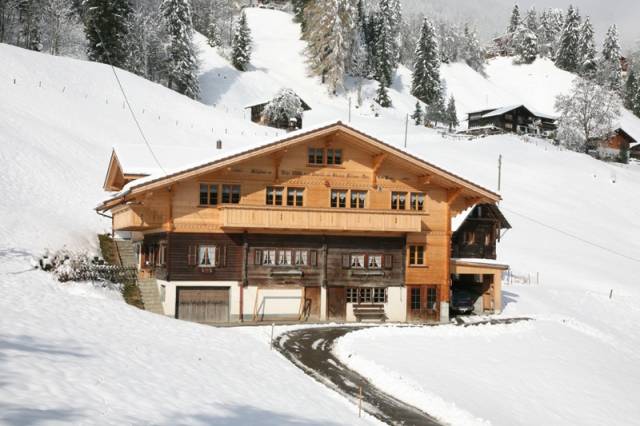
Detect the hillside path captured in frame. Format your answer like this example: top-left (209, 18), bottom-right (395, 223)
top-left (275, 318), bottom-right (530, 426)
top-left (274, 326), bottom-right (442, 426)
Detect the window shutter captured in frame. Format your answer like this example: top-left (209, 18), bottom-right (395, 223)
top-left (383, 254), bottom-right (393, 269)
top-left (221, 245), bottom-right (227, 267)
top-left (342, 254), bottom-right (350, 269)
top-left (187, 246), bottom-right (197, 266)
top-left (309, 250), bottom-right (318, 267)
top-left (215, 245), bottom-right (221, 267)
top-left (254, 249), bottom-right (262, 265)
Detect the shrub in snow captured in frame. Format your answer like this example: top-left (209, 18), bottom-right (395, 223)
top-left (555, 78), bottom-right (621, 152)
top-left (411, 101), bottom-right (423, 125)
top-left (262, 89), bottom-right (304, 128)
top-left (36, 248), bottom-right (133, 290)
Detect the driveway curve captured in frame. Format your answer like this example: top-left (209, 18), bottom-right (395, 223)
top-left (274, 326), bottom-right (442, 426)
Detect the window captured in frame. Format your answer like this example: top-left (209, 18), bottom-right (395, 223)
top-left (427, 287), bottom-right (437, 310)
top-left (360, 288), bottom-right (372, 303)
top-left (391, 192), bottom-right (407, 210)
top-left (464, 231), bottom-right (476, 244)
top-left (158, 243), bottom-right (167, 266)
top-left (294, 250), bottom-right (308, 265)
top-left (410, 193), bottom-right (425, 211)
top-left (198, 245), bottom-right (216, 267)
top-left (350, 190), bottom-right (367, 208)
top-left (199, 183), bottom-right (218, 206)
top-left (287, 188), bottom-right (304, 206)
top-left (326, 149), bottom-right (342, 165)
top-left (277, 250), bottom-right (292, 266)
top-left (350, 254), bottom-right (365, 269)
top-left (505, 113), bottom-right (513, 121)
top-left (222, 185), bottom-right (241, 204)
top-left (368, 255), bottom-right (382, 269)
top-left (484, 232), bottom-right (491, 246)
top-left (373, 288), bottom-right (386, 303)
top-left (262, 249), bottom-right (276, 265)
top-left (411, 287), bottom-right (421, 310)
top-left (347, 287), bottom-right (388, 304)
top-left (308, 147), bottom-right (324, 164)
top-left (409, 245), bottom-right (425, 266)
top-left (331, 190), bottom-right (348, 208)
top-left (347, 288), bottom-right (358, 303)
top-left (266, 186), bottom-right (284, 205)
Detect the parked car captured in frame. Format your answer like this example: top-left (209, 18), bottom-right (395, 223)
top-left (450, 290), bottom-right (476, 315)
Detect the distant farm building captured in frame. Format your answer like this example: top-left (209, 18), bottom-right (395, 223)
top-left (466, 105), bottom-right (557, 137)
top-left (593, 128), bottom-right (637, 160)
top-left (245, 92), bottom-right (311, 130)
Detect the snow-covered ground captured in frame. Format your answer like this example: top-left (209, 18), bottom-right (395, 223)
top-left (1, 6), bottom-right (640, 425)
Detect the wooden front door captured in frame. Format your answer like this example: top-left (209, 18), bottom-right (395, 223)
top-left (176, 287), bottom-right (230, 324)
top-left (328, 287), bottom-right (346, 321)
top-left (482, 275), bottom-right (494, 311)
top-left (407, 285), bottom-right (439, 322)
top-left (302, 287), bottom-right (321, 321)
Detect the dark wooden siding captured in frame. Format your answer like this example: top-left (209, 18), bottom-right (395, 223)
top-left (326, 236), bottom-right (405, 287)
top-left (167, 233), bottom-right (244, 281)
top-left (247, 234), bottom-right (323, 287)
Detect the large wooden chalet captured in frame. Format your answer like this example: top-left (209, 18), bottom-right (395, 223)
top-left (467, 105), bottom-right (557, 137)
top-left (98, 122), bottom-right (509, 324)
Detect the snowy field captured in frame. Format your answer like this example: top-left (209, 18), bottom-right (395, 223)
top-left (2, 6), bottom-right (640, 425)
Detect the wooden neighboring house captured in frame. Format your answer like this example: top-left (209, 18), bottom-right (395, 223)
top-left (245, 92), bottom-right (311, 130)
top-left (595, 128), bottom-right (637, 160)
top-left (451, 204), bottom-right (511, 314)
top-left (467, 105), bottom-right (557, 138)
top-left (98, 121), bottom-right (508, 325)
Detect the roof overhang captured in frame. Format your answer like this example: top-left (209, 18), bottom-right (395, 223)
top-left (97, 121), bottom-right (501, 211)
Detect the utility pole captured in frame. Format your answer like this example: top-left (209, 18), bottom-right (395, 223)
top-left (404, 113), bottom-right (409, 148)
top-left (498, 154), bottom-right (502, 192)
top-left (348, 97), bottom-right (352, 123)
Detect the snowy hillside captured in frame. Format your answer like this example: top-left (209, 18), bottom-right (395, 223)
top-left (1, 6), bottom-right (640, 426)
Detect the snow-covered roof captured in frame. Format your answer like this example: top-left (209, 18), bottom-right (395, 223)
top-left (616, 110), bottom-right (640, 144)
top-left (452, 206), bottom-right (474, 232)
top-left (244, 91), bottom-right (311, 110)
top-left (114, 144), bottom-right (224, 177)
top-left (452, 258), bottom-right (510, 269)
top-left (468, 104), bottom-right (557, 121)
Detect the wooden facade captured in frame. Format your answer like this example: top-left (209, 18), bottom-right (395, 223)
top-left (452, 204), bottom-right (511, 260)
top-left (100, 122), bottom-right (507, 324)
top-left (467, 105), bottom-right (557, 137)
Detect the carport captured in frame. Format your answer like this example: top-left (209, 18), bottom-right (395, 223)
top-left (450, 259), bottom-right (509, 314)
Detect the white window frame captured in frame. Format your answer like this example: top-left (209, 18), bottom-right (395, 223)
top-left (198, 245), bottom-right (216, 267)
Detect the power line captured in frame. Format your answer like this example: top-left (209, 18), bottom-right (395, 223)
top-left (502, 207), bottom-right (640, 264)
top-left (92, 25), bottom-right (167, 175)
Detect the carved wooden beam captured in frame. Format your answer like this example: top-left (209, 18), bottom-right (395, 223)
top-left (419, 173), bottom-right (432, 186)
top-left (371, 153), bottom-right (387, 186)
top-left (272, 153), bottom-right (284, 182)
top-left (447, 187), bottom-right (463, 204)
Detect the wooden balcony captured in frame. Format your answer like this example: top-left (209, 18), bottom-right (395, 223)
top-left (112, 204), bottom-right (165, 231)
top-left (220, 205), bottom-right (423, 233)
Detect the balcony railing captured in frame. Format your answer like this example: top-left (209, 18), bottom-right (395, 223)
top-left (112, 204), bottom-right (165, 231)
top-left (220, 205), bottom-right (423, 233)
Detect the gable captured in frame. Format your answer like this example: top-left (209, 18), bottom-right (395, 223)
top-left (98, 122), bottom-right (500, 210)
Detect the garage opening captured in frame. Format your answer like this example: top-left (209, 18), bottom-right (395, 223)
top-left (176, 287), bottom-right (230, 324)
top-left (450, 274), bottom-right (493, 316)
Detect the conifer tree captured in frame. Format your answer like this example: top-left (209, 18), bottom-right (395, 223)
top-left (375, 80), bottom-right (392, 107)
top-left (524, 6), bottom-right (538, 33)
top-left (578, 17), bottom-right (597, 77)
top-left (206, 12), bottom-right (221, 47)
top-left (305, 0), bottom-right (355, 93)
top-left (624, 70), bottom-right (638, 112)
top-left (17, 0), bottom-right (43, 51)
top-left (378, 0), bottom-right (402, 68)
top-left (160, 0), bottom-right (199, 99)
top-left (84, 0), bottom-right (132, 68)
top-left (598, 24), bottom-right (622, 92)
top-left (507, 4), bottom-right (521, 33)
top-left (462, 24), bottom-right (485, 73)
top-left (231, 10), bottom-right (252, 71)
top-left (554, 5), bottom-right (581, 72)
top-left (374, 11), bottom-right (394, 87)
top-left (411, 18), bottom-right (440, 105)
top-left (514, 27), bottom-right (538, 64)
top-left (411, 101), bottom-right (423, 125)
top-left (446, 96), bottom-right (459, 131)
